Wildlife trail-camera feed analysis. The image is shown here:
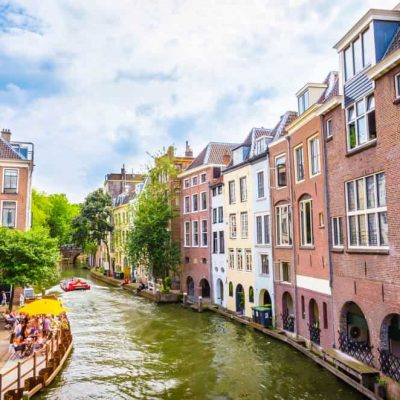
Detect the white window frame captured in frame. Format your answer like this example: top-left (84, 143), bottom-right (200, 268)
top-left (200, 173), bottom-right (207, 183)
top-left (245, 249), bottom-right (252, 272)
top-left (257, 170), bottom-right (265, 199)
top-left (237, 249), bottom-right (243, 271)
top-left (275, 154), bottom-right (287, 188)
top-left (184, 196), bottom-right (190, 214)
top-left (192, 193), bottom-right (199, 212)
top-left (396, 73), bottom-right (400, 99)
top-left (218, 206), bottom-right (223, 223)
top-left (256, 137), bottom-right (266, 155)
top-left (228, 180), bottom-right (236, 204)
top-left (255, 213), bottom-right (270, 245)
top-left (294, 144), bottom-right (304, 183)
top-left (275, 204), bottom-right (292, 246)
top-left (192, 176), bottom-right (198, 186)
top-left (260, 254), bottom-right (269, 276)
top-left (326, 119), bottom-right (333, 139)
top-left (200, 191), bottom-right (207, 211)
top-left (3, 169), bottom-right (19, 194)
top-left (308, 135), bottom-right (320, 177)
top-left (184, 178), bottom-right (190, 189)
top-left (239, 176), bottom-right (247, 202)
top-left (219, 231), bottom-right (225, 254)
top-left (1, 200), bottom-right (17, 228)
top-left (298, 90), bottom-right (309, 115)
top-left (184, 221), bottom-right (190, 247)
top-left (346, 93), bottom-right (376, 151)
top-left (300, 198), bottom-right (313, 246)
top-left (200, 219), bottom-right (208, 247)
top-left (331, 216), bottom-right (344, 248)
top-left (346, 172), bottom-right (388, 249)
top-left (240, 212), bottom-right (248, 239)
top-left (192, 220), bottom-right (199, 247)
top-left (212, 231), bottom-right (218, 254)
top-left (229, 213), bottom-right (237, 239)
top-left (212, 208), bottom-right (217, 224)
top-left (228, 249), bottom-right (235, 269)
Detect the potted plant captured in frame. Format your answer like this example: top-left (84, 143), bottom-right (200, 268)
top-left (374, 376), bottom-right (387, 399)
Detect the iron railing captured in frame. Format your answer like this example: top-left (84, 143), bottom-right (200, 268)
top-left (338, 330), bottom-right (374, 366)
top-left (282, 313), bottom-right (295, 333)
top-left (309, 324), bottom-right (321, 345)
top-left (378, 349), bottom-right (400, 382)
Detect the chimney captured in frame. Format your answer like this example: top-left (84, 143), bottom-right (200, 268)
top-left (1, 129), bottom-right (11, 142)
top-left (223, 153), bottom-right (231, 166)
top-left (185, 141), bottom-right (193, 157)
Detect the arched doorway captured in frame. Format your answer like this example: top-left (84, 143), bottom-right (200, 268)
top-left (235, 284), bottom-right (245, 314)
top-left (186, 276), bottom-right (195, 297)
top-left (282, 292), bottom-right (294, 332)
top-left (216, 279), bottom-right (224, 305)
top-left (308, 299), bottom-right (320, 345)
top-left (200, 279), bottom-right (210, 298)
top-left (379, 314), bottom-right (400, 381)
top-left (259, 289), bottom-right (272, 306)
top-left (338, 302), bottom-right (373, 366)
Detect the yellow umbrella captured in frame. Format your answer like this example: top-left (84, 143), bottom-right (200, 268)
top-left (18, 298), bottom-right (70, 315)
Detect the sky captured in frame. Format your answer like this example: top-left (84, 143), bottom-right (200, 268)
top-left (0, 0), bottom-right (398, 203)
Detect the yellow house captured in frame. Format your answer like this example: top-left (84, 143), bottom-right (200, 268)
top-left (224, 140), bottom-right (255, 318)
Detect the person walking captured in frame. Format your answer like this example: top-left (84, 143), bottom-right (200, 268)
top-left (1, 291), bottom-right (7, 307)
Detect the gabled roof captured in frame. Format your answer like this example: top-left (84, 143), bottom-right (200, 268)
top-left (317, 71), bottom-right (339, 104)
top-left (384, 26), bottom-right (400, 58)
top-left (186, 142), bottom-right (239, 170)
top-left (0, 138), bottom-right (24, 160)
top-left (272, 111), bottom-right (298, 140)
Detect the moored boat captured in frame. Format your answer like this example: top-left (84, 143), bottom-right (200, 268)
top-left (60, 278), bottom-right (90, 291)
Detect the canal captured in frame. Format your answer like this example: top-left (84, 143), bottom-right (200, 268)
top-left (37, 269), bottom-right (364, 400)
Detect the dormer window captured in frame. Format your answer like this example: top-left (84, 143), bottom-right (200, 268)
top-left (344, 27), bottom-right (372, 81)
top-left (298, 90), bottom-right (309, 115)
top-left (256, 137), bottom-right (267, 155)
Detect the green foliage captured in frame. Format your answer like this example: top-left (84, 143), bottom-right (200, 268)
top-left (127, 150), bottom-right (181, 287)
top-left (0, 227), bottom-right (60, 291)
top-left (31, 189), bottom-right (79, 245)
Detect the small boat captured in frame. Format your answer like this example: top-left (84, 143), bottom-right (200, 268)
top-left (60, 278), bottom-right (91, 291)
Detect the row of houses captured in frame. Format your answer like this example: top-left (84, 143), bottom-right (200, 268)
top-left (102, 3), bottom-right (400, 389)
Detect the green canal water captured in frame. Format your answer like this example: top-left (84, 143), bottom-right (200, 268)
top-left (37, 269), bottom-right (364, 400)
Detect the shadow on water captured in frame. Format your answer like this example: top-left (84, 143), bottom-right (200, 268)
top-left (36, 267), bottom-right (364, 400)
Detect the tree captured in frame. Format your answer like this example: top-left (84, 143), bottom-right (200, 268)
top-left (72, 189), bottom-right (113, 272)
top-left (127, 150), bottom-right (181, 290)
top-left (0, 227), bottom-right (60, 293)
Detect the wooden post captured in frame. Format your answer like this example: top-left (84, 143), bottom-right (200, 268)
top-left (33, 352), bottom-right (36, 378)
top-left (17, 362), bottom-right (21, 390)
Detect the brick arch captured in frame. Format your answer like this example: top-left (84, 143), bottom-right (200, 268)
top-left (298, 193), bottom-right (312, 202)
top-left (379, 313), bottom-right (400, 353)
top-left (339, 301), bottom-right (370, 343)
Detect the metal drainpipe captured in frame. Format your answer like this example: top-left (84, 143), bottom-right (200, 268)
top-left (285, 135), bottom-right (299, 337)
top-left (320, 115), bottom-right (336, 348)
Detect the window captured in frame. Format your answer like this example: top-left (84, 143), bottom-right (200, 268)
top-left (237, 249), bottom-right (243, 270)
top-left (2, 201), bottom-right (16, 228)
top-left (184, 196), bottom-right (190, 214)
top-left (294, 146), bottom-right (304, 182)
top-left (201, 220), bottom-right (208, 247)
top-left (212, 187), bottom-right (217, 197)
top-left (192, 221), bottom-right (199, 246)
top-left (184, 222), bottom-right (190, 247)
top-left (200, 173), bottom-right (207, 183)
top-left (323, 302), bottom-right (328, 329)
top-left (347, 94), bottom-right (376, 150)
top-left (249, 287), bottom-right (254, 303)
top-left (245, 249), bottom-right (252, 272)
top-left (192, 176), bottom-right (198, 186)
top-left (212, 208), bottom-right (217, 224)
top-left (298, 90), bottom-right (309, 114)
top-left (213, 232), bottom-right (218, 254)
top-left (228, 181), bottom-right (236, 204)
top-left (256, 214), bottom-right (270, 245)
top-left (326, 119), bottom-right (333, 138)
top-left (308, 136), bottom-right (320, 176)
top-left (219, 231), bottom-right (225, 254)
top-left (275, 205), bottom-right (292, 246)
top-left (218, 206), bottom-right (223, 223)
top-left (218, 186), bottom-right (222, 195)
top-left (256, 138), bottom-right (266, 155)
top-left (229, 214), bottom-right (237, 239)
top-left (332, 217), bottom-right (343, 247)
top-left (300, 198), bottom-right (313, 246)
top-left (260, 254), bottom-right (269, 275)
top-left (229, 249), bottom-right (235, 269)
top-left (192, 194), bottom-right (198, 212)
top-left (395, 73), bottom-right (400, 99)
top-left (200, 192), bottom-right (207, 210)
top-left (184, 179), bottom-right (190, 189)
top-left (346, 172), bottom-right (387, 248)
top-left (301, 296), bottom-right (305, 319)
top-left (275, 261), bottom-right (291, 283)
top-left (3, 169), bottom-right (18, 194)
top-left (254, 171), bottom-right (264, 200)
top-left (344, 27), bottom-right (372, 81)
top-left (239, 177), bottom-right (247, 202)
top-left (229, 282), bottom-right (233, 296)
top-left (275, 156), bottom-right (286, 187)
top-left (240, 212), bottom-right (248, 239)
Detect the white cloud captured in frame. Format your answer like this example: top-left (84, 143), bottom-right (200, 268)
top-left (0, 0), bottom-right (398, 202)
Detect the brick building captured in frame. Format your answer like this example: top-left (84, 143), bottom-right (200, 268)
top-left (0, 129), bottom-right (34, 231)
top-left (178, 142), bottom-right (236, 301)
top-left (323, 5), bottom-right (400, 386)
